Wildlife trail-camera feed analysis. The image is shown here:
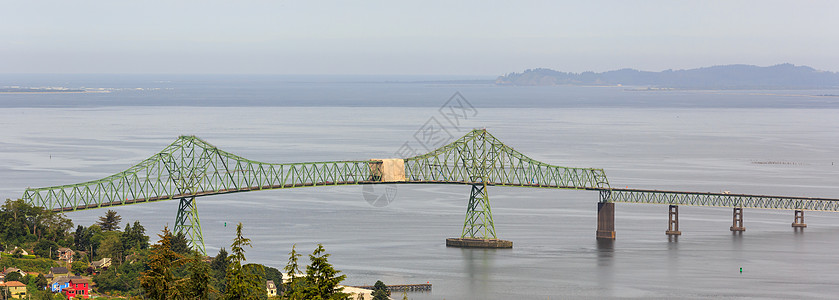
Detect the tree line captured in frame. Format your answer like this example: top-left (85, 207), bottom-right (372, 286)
top-left (1, 199), bottom-right (353, 299)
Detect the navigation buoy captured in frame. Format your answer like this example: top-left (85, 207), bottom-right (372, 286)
top-left (739, 267), bottom-right (743, 273)
top-left (224, 222), bottom-right (227, 227)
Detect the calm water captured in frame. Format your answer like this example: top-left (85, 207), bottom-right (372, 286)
top-left (2, 76), bottom-right (839, 299)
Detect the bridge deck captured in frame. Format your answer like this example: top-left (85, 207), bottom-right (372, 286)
top-left (46, 181), bottom-right (839, 213)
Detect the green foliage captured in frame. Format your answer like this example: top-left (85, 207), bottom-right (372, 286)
top-left (33, 239), bottom-right (59, 260)
top-left (74, 225), bottom-right (92, 252)
top-left (71, 260), bottom-right (88, 274)
top-left (5, 270), bottom-right (23, 282)
top-left (12, 247), bottom-right (24, 258)
top-left (22, 289), bottom-right (54, 300)
top-left (299, 244), bottom-right (348, 300)
top-left (264, 266), bottom-right (285, 295)
top-left (93, 248), bottom-right (147, 296)
top-left (282, 244), bottom-right (303, 300)
top-left (0, 199), bottom-right (73, 249)
top-left (86, 224), bottom-right (104, 259)
top-left (139, 227), bottom-right (185, 300)
top-left (97, 209), bottom-right (122, 231)
top-left (170, 232), bottom-right (190, 256)
top-left (98, 231), bottom-right (125, 264)
top-left (224, 223), bottom-right (264, 300)
top-left (371, 280), bottom-right (388, 300)
top-left (210, 248), bottom-right (229, 295)
top-left (0, 256), bottom-right (58, 273)
top-left (35, 273), bottom-right (48, 290)
top-left (181, 253), bottom-right (215, 300)
top-left (122, 221), bottom-right (150, 251)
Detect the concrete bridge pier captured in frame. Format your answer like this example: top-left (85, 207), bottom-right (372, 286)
top-left (596, 202), bottom-right (616, 239)
top-left (792, 210), bottom-right (807, 228)
top-left (730, 207), bottom-right (745, 232)
top-left (666, 205), bottom-right (681, 235)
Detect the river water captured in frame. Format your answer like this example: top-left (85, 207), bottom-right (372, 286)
top-left (1, 75), bottom-right (839, 299)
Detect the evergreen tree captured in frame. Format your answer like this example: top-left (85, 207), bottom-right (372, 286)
top-left (73, 225), bottom-right (91, 252)
top-left (181, 253), bottom-right (214, 299)
top-left (140, 227), bottom-right (185, 300)
top-left (282, 244), bottom-right (303, 300)
top-left (224, 223), bottom-right (264, 300)
top-left (371, 280), bottom-right (388, 300)
top-left (170, 232), bottom-right (190, 255)
top-left (300, 244), bottom-right (348, 300)
top-left (121, 220), bottom-right (150, 251)
top-left (35, 274), bottom-right (48, 290)
top-left (97, 209), bottom-right (122, 231)
top-left (211, 248), bottom-right (229, 273)
top-left (98, 232), bottom-right (125, 264)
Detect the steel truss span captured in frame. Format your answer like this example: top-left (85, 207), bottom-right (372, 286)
top-left (20, 129), bottom-right (839, 253)
top-left (600, 189), bottom-right (839, 211)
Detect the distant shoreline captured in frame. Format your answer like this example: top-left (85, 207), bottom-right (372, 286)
top-left (0, 91), bottom-right (108, 94)
top-left (496, 64), bottom-right (839, 89)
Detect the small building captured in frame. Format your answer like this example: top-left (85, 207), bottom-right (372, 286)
top-left (51, 277), bottom-right (72, 293)
top-left (0, 281), bottom-right (27, 299)
top-left (266, 280), bottom-right (277, 297)
top-left (1, 267), bottom-right (26, 277)
top-left (50, 267), bottom-right (70, 278)
top-left (56, 247), bottom-right (75, 263)
top-left (63, 278), bottom-right (90, 299)
top-left (90, 257), bottom-right (112, 270)
top-left (1, 268), bottom-right (26, 282)
top-left (10, 247), bottom-right (29, 256)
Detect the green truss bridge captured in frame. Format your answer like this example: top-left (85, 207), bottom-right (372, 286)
top-left (21, 129), bottom-right (839, 253)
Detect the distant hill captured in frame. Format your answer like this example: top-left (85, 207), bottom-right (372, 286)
top-left (496, 64), bottom-right (839, 89)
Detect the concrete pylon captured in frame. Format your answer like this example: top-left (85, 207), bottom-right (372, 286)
top-left (792, 210), bottom-right (807, 228)
top-left (596, 202), bottom-right (616, 239)
top-left (666, 205), bottom-right (681, 235)
top-left (730, 207), bottom-right (745, 232)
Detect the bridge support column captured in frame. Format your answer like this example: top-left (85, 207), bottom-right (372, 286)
top-left (792, 210), bottom-right (807, 228)
top-left (730, 207), bottom-right (745, 232)
top-left (666, 205), bottom-right (681, 235)
top-left (596, 202), bottom-right (616, 239)
top-left (446, 183), bottom-right (512, 248)
top-left (174, 197), bottom-right (206, 255)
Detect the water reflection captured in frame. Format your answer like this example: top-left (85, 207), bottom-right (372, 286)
top-left (461, 249), bottom-right (495, 299)
top-left (595, 239), bottom-right (615, 292)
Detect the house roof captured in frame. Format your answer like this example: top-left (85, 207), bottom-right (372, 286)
top-left (57, 247), bottom-right (73, 252)
top-left (2, 267), bottom-right (21, 275)
top-left (50, 267), bottom-right (69, 274)
top-left (53, 277), bottom-right (72, 284)
top-left (70, 278), bottom-right (89, 284)
top-left (1, 281), bottom-right (26, 287)
top-left (267, 280), bottom-right (276, 289)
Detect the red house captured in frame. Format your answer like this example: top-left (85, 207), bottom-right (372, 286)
top-left (63, 278), bottom-right (90, 299)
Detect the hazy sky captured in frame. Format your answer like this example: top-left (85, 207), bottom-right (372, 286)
top-left (2, 1), bottom-right (837, 75)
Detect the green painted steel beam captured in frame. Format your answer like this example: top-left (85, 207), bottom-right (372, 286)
top-left (600, 188), bottom-right (839, 211)
top-left (462, 183), bottom-right (496, 239)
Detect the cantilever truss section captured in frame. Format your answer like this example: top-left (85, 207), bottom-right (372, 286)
top-left (403, 129), bottom-right (610, 239)
top-left (404, 129), bottom-right (611, 189)
top-left (22, 136), bottom-right (382, 254)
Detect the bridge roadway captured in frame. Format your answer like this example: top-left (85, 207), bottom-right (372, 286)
top-left (21, 129), bottom-right (839, 253)
top-left (44, 183), bottom-right (839, 214)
